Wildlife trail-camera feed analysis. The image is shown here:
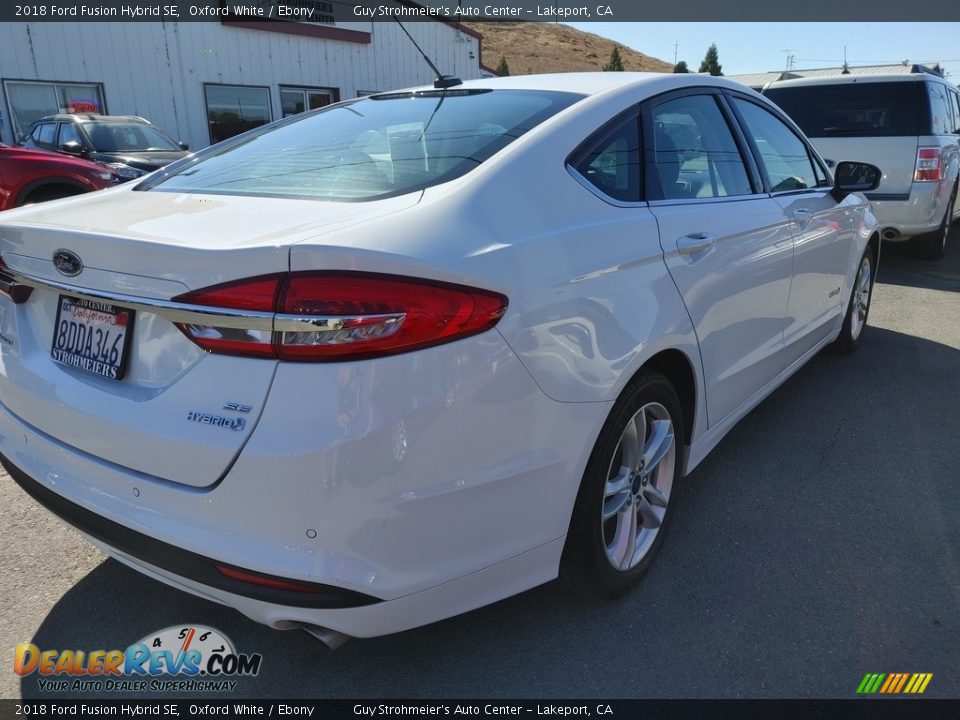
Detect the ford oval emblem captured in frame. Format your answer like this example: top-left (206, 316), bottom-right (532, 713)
top-left (53, 249), bottom-right (83, 277)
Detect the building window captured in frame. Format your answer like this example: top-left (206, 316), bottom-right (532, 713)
top-left (3, 80), bottom-right (106, 141)
top-left (356, 90), bottom-right (381, 98)
top-left (204, 84), bottom-right (271, 144)
top-left (280, 86), bottom-right (338, 118)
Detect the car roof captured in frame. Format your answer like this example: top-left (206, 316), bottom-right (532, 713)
top-left (765, 73), bottom-right (953, 89)
top-left (397, 72), bottom-right (751, 98)
top-left (34, 114), bottom-right (152, 124)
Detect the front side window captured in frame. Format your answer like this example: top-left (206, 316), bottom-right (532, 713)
top-left (148, 89), bottom-right (582, 201)
top-left (733, 98), bottom-right (821, 193)
top-left (650, 94), bottom-right (752, 200)
top-left (204, 85), bottom-right (272, 144)
top-left (57, 122), bottom-right (83, 149)
top-left (573, 115), bottom-right (641, 202)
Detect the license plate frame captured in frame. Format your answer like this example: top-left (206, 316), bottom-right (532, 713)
top-left (50, 295), bottom-right (135, 381)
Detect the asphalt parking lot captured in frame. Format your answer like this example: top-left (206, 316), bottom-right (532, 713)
top-left (2, 229), bottom-right (959, 700)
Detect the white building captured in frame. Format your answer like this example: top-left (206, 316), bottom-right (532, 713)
top-left (0, 20), bottom-right (482, 149)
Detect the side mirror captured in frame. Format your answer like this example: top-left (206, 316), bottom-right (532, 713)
top-left (61, 140), bottom-right (87, 157)
top-left (832, 160), bottom-right (881, 200)
top-left (178, 141), bottom-right (189, 151)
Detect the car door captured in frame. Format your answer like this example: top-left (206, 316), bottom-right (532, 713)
top-left (645, 90), bottom-right (796, 427)
top-left (729, 94), bottom-right (853, 360)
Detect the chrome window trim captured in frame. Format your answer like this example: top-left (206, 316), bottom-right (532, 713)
top-left (646, 192), bottom-right (769, 207)
top-left (768, 187), bottom-right (831, 198)
top-left (565, 164), bottom-right (649, 208)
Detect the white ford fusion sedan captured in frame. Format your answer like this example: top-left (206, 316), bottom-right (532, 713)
top-left (0, 73), bottom-right (880, 646)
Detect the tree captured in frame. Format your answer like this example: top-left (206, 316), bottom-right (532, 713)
top-left (495, 56), bottom-right (510, 77)
top-left (603, 46), bottom-right (625, 72)
top-left (673, 60), bottom-right (690, 73)
top-left (698, 44), bottom-right (723, 76)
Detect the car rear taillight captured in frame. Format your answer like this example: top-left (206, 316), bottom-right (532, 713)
top-left (914, 147), bottom-right (943, 182)
top-left (0, 257), bottom-right (33, 304)
top-left (172, 272), bottom-right (508, 362)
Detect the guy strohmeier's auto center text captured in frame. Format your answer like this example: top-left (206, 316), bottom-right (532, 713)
top-left (353, 4), bottom-right (610, 18)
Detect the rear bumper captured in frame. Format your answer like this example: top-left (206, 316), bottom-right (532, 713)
top-left (2, 451), bottom-right (379, 610)
top-left (0, 331), bottom-right (609, 636)
top-left (869, 181), bottom-right (952, 239)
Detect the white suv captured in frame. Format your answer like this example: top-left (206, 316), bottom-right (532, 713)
top-left (764, 67), bottom-right (960, 259)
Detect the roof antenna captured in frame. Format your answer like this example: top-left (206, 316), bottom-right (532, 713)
top-left (392, 17), bottom-right (463, 89)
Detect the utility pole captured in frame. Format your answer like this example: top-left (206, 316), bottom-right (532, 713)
top-left (782, 49), bottom-right (796, 71)
top-left (674, 42), bottom-right (679, 66)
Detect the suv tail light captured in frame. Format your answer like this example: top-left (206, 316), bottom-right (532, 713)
top-left (0, 257), bottom-right (33, 304)
top-left (172, 272), bottom-right (508, 362)
top-left (914, 147), bottom-right (943, 182)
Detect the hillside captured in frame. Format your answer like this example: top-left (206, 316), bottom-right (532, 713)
top-left (462, 22), bottom-right (673, 75)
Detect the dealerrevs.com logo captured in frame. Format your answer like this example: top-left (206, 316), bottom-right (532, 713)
top-left (14, 625), bottom-right (262, 693)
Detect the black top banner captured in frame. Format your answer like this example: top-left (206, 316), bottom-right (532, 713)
top-left (2, 0), bottom-right (959, 22)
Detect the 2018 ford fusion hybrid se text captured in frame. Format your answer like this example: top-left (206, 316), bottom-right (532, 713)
top-left (0, 73), bottom-right (881, 645)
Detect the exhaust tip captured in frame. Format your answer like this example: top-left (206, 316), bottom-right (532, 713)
top-left (882, 228), bottom-right (900, 241)
top-left (297, 623), bottom-right (353, 650)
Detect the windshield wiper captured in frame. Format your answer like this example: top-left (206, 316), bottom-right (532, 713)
top-left (822, 127), bottom-right (874, 135)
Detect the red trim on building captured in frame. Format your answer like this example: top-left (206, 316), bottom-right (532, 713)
top-left (221, 20), bottom-right (372, 44)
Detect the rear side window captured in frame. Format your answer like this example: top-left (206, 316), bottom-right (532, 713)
top-left (573, 115), bottom-right (641, 202)
top-left (952, 91), bottom-right (960, 134)
top-left (733, 98), bottom-right (823, 193)
top-left (926, 82), bottom-right (955, 136)
top-left (33, 123), bottom-right (56, 147)
top-left (764, 82), bottom-right (926, 138)
top-left (649, 95), bottom-right (752, 200)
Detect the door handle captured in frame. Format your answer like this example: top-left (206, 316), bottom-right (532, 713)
top-left (676, 233), bottom-right (717, 256)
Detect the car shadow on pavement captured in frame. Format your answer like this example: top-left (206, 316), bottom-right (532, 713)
top-left (877, 224), bottom-right (960, 293)
top-left (20, 325), bottom-right (960, 700)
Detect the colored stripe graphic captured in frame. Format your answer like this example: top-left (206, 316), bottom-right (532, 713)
top-left (857, 673), bottom-right (932, 694)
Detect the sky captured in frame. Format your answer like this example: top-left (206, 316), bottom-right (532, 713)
top-left (565, 23), bottom-right (960, 82)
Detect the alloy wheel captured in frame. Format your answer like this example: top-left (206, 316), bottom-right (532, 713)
top-left (602, 402), bottom-right (676, 571)
top-left (850, 255), bottom-right (872, 341)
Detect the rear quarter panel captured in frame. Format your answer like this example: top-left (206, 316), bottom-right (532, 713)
top-left (290, 78), bottom-right (707, 439)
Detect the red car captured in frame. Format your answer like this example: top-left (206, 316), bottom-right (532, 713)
top-left (0, 143), bottom-right (116, 211)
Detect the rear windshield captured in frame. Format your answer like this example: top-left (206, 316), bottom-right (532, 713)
top-left (144, 89), bottom-right (582, 201)
top-left (82, 122), bottom-right (181, 152)
top-left (764, 81), bottom-right (929, 138)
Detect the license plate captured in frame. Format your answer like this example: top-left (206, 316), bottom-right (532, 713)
top-left (51, 295), bottom-right (134, 380)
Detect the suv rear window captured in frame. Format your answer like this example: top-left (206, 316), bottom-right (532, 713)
top-left (145, 89), bottom-right (582, 201)
top-left (764, 81), bottom-right (929, 138)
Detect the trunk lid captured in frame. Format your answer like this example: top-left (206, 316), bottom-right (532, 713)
top-left (0, 188), bottom-right (420, 487)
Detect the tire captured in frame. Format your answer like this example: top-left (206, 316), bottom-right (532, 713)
top-left (560, 372), bottom-right (684, 599)
top-left (911, 183), bottom-right (956, 261)
top-left (830, 245), bottom-right (876, 354)
top-left (15, 185), bottom-right (85, 208)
